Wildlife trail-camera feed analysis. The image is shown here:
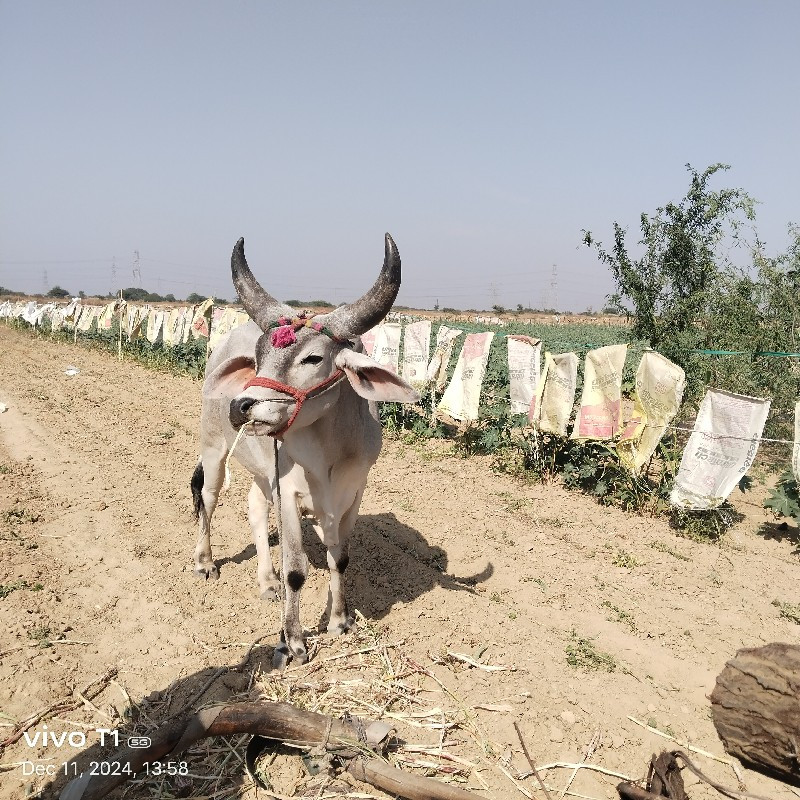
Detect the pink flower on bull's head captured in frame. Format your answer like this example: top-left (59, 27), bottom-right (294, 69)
top-left (271, 325), bottom-right (297, 348)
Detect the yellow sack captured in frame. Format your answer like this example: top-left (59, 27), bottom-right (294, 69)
top-left (617, 350), bottom-right (685, 472)
top-left (572, 344), bottom-right (627, 440)
top-left (529, 352), bottom-right (578, 436)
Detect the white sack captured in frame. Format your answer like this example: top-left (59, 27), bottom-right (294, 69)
top-left (670, 388), bottom-right (770, 510)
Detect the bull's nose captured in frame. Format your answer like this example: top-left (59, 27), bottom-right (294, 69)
top-left (230, 396), bottom-right (256, 428)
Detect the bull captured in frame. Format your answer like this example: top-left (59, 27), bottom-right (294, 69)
top-left (191, 234), bottom-right (419, 667)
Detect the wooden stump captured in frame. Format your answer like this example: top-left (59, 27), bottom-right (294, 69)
top-left (710, 642), bottom-right (800, 786)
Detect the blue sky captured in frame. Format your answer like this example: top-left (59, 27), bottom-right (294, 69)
top-left (1, 1), bottom-right (798, 311)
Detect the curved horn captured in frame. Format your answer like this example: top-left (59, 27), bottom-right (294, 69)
top-left (318, 233), bottom-right (401, 339)
top-left (231, 238), bottom-right (291, 330)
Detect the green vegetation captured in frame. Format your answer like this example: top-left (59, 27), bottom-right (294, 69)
top-left (611, 549), bottom-right (640, 569)
top-left (601, 600), bottom-right (637, 631)
top-left (119, 287), bottom-right (178, 303)
top-left (0, 580), bottom-right (43, 599)
top-left (27, 624), bottom-right (52, 646)
top-left (649, 540), bottom-right (692, 562)
top-left (565, 631), bottom-right (617, 672)
top-left (772, 599), bottom-right (800, 625)
top-left (46, 285), bottom-right (70, 298)
top-left (285, 299), bottom-right (335, 308)
top-left (23, 315), bottom-right (208, 379)
top-left (764, 471), bottom-right (800, 526)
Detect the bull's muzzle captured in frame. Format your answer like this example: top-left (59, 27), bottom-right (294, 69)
top-left (229, 396), bottom-right (256, 429)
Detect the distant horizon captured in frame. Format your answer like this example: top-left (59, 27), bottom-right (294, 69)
top-left (1, 285), bottom-right (621, 318)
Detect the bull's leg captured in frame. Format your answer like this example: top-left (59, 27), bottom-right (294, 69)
top-left (273, 496), bottom-right (309, 669)
top-left (325, 540), bottom-right (353, 636)
top-left (325, 494), bottom-right (361, 636)
top-left (192, 450), bottom-right (226, 581)
top-left (248, 478), bottom-right (280, 601)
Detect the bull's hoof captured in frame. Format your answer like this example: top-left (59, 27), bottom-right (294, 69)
top-left (272, 641), bottom-right (308, 670)
top-left (272, 644), bottom-right (290, 670)
top-left (327, 614), bottom-right (355, 637)
top-left (194, 563), bottom-right (219, 580)
top-left (290, 645), bottom-right (309, 665)
top-left (259, 580), bottom-right (281, 602)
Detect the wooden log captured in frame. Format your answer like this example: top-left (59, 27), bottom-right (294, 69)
top-left (710, 642), bottom-right (800, 786)
top-left (57, 701), bottom-right (487, 800)
top-left (351, 757), bottom-right (484, 800)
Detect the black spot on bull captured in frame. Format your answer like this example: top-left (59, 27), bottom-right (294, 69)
top-left (191, 462), bottom-right (204, 521)
top-left (287, 571), bottom-right (305, 592)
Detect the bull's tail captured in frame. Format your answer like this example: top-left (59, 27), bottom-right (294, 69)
top-left (191, 459), bottom-right (204, 521)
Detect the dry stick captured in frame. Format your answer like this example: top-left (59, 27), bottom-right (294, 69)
top-left (626, 716), bottom-right (733, 765)
top-left (514, 720), bottom-right (554, 800)
top-left (535, 763), bottom-right (633, 782)
top-left (0, 638), bottom-right (92, 657)
top-left (320, 640), bottom-right (406, 663)
top-left (0, 667), bottom-right (117, 750)
top-left (496, 761), bottom-right (534, 799)
top-left (561, 729), bottom-right (599, 799)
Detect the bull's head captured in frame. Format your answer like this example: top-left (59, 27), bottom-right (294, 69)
top-left (224, 234), bottom-right (419, 436)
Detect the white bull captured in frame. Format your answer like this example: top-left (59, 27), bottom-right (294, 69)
top-left (192, 234), bottom-right (419, 667)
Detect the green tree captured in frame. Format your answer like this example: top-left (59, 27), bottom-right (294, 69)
top-left (46, 285), bottom-right (70, 298)
top-left (186, 292), bottom-right (207, 304)
top-left (583, 163), bottom-right (757, 396)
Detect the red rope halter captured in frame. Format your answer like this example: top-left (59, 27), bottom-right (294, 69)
top-left (242, 369), bottom-right (346, 437)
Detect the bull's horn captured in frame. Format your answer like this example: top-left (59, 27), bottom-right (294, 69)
top-left (318, 233), bottom-right (401, 339)
top-left (231, 238), bottom-right (291, 330)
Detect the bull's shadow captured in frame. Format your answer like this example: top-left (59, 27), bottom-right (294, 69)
top-left (345, 512), bottom-right (492, 622)
top-left (39, 661), bottom-right (258, 798)
top-left (218, 511), bottom-right (493, 632)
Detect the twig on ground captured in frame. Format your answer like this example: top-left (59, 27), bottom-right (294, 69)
top-left (514, 720), bottom-right (553, 800)
top-left (561, 729), bottom-right (600, 799)
top-left (627, 716), bottom-right (733, 765)
top-left (446, 651), bottom-right (517, 672)
top-left (497, 762), bottom-right (534, 799)
top-left (0, 637), bottom-right (92, 657)
top-left (321, 640), bottom-right (406, 663)
top-left (111, 679), bottom-right (135, 719)
top-left (534, 763), bottom-right (633, 782)
top-left (0, 667), bottom-right (117, 750)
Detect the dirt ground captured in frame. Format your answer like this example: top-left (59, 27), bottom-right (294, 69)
top-left (0, 324), bottom-right (798, 800)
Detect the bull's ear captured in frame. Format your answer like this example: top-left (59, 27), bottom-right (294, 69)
top-left (335, 349), bottom-right (420, 404)
top-left (203, 355), bottom-right (256, 400)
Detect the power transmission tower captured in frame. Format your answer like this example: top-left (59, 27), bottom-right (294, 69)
top-left (132, 250), bottom-right (141, 287)
top-left (489, 282), bottom-right (499, 310)
top-left (549, 264), bottom-right (559, 313)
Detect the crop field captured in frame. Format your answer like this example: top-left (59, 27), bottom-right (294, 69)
top-left (0, 321), bottom-right (798, 800)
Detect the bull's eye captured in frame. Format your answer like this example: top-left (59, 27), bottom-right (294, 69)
top-left (301, 354), bottom-right (324, 365)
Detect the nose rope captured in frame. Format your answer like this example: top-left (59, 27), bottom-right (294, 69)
top-left (242, 369), bottom-right (346, 437)
top-left (223, 420), bottom-right (252, 490)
